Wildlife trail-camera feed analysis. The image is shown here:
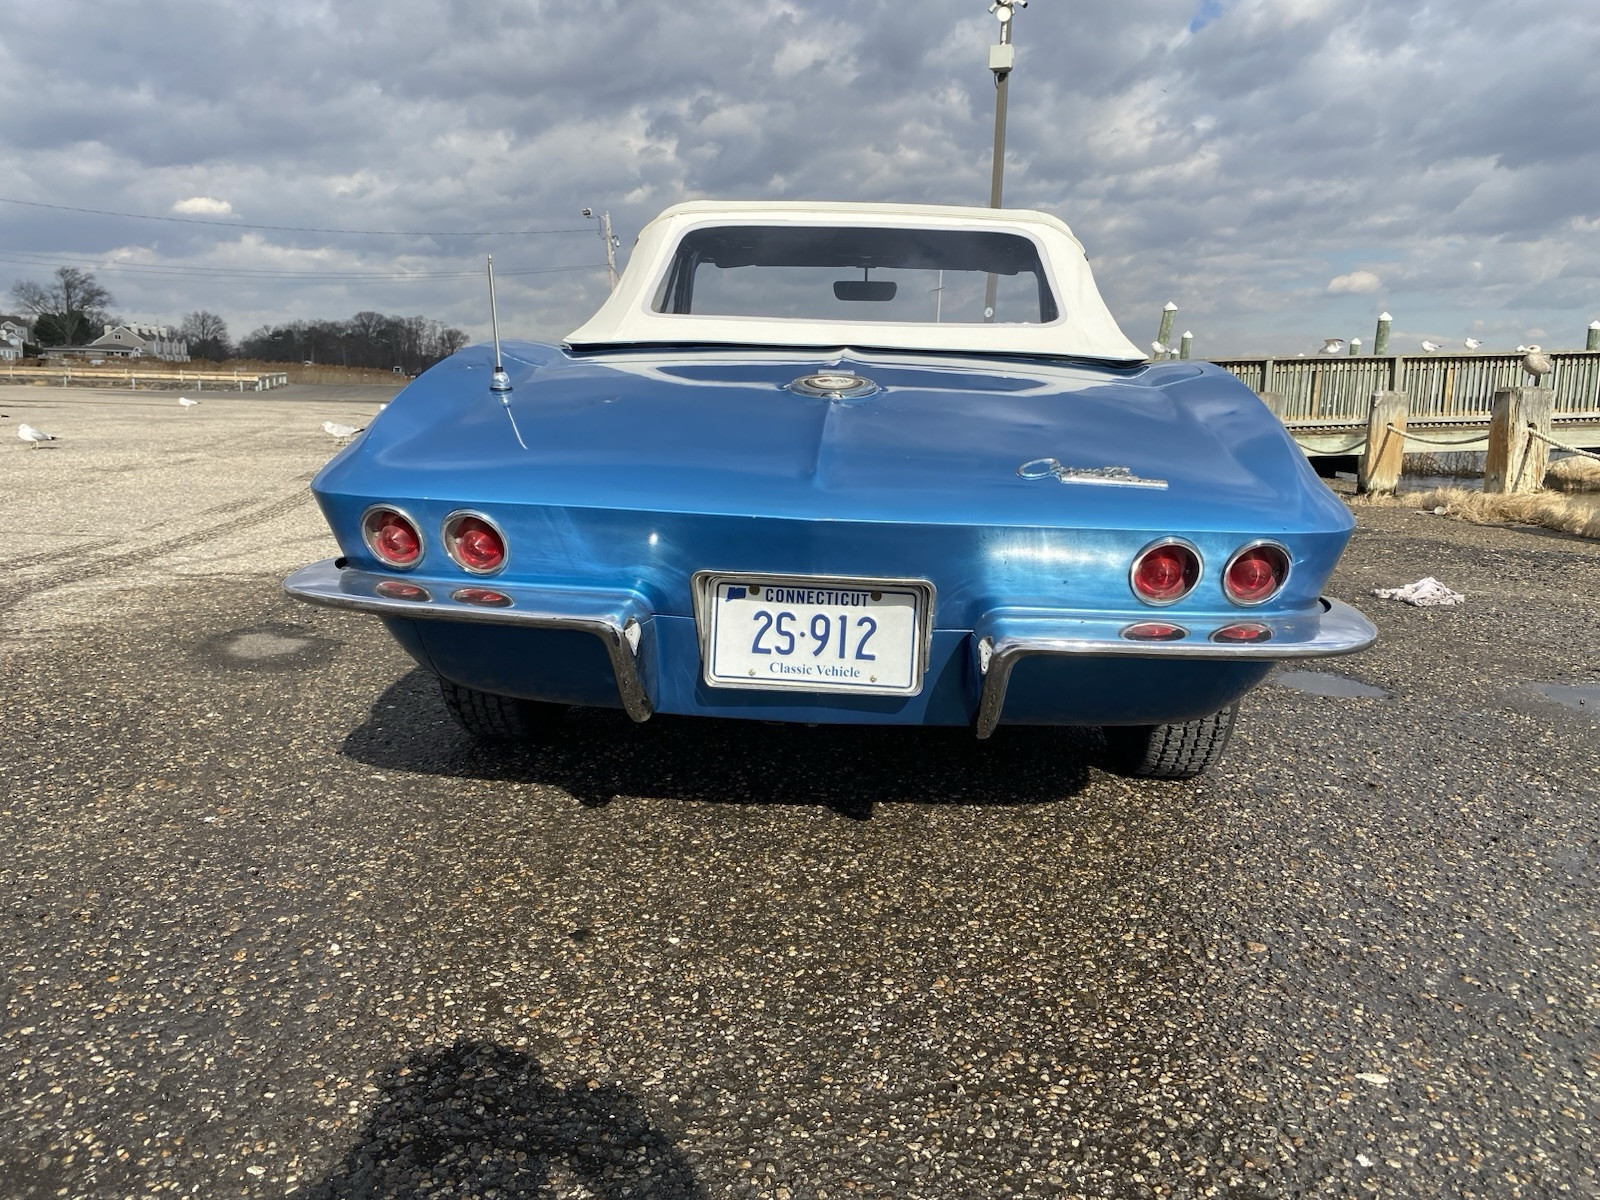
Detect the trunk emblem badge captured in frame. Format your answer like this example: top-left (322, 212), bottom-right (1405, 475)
top-left (1018, 458), bottom-right (1168, 489)
top-left (787, 373), bottom-right (879, 400)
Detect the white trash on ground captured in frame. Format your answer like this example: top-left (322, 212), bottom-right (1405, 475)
top-left (1372, 577), bottom-right (1465, 607)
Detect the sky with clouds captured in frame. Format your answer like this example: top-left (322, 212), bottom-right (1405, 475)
top-left (1, 0), bottom-right (1597, 357)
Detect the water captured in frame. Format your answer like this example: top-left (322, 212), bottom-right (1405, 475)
top-left (1531, 683), bottom-right (1600, 714)
top-left (1274, 670), bottom-right (1390, 699)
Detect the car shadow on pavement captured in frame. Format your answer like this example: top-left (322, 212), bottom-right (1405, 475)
top-left (306, 1040), bottom-right (702, 1199)
top-left (339, 668), bottom-right (1097, 816)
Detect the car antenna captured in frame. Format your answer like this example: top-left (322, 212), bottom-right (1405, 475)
top-left (485, 254), bottom-right (527, 448)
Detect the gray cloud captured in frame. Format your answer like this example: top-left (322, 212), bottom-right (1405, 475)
top-left (1, 0), bottom-right (1597, 356)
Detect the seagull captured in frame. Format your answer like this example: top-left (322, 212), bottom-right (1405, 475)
top-left (1321, 338), bottom-right (1345, 355)
top-left (322, 421), bottom-right (363, 439)
top-left (1516, 345), bottom-right (1528, 353)
top-left (1463, 338), bottom-right (1481, 350)
top-left (178, 396), bottom-right (199, 409)
top-left (1150, 341), bottom-right (1167, 357)
top-left (18, 423), bottom-right (58, 447)
top-left (1522, 346), bottom-right (1552, 379)
top-left (1420, 340), bottom-right (1442, 352)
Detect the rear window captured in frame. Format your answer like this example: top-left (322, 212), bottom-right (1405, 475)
top-left (651, 225), bottom-right (1060, 325)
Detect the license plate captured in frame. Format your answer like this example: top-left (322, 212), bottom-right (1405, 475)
top-left (698, 574), bottom-right (931, 696)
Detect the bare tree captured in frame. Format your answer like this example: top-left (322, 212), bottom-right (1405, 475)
top-left (180, 310), bottom-right (232, 360)
top-left (11, 268), bottom-right (115, 346)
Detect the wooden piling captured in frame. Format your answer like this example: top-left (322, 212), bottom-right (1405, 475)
top-left (1157, 302), bottom-right (1177, 351)
top-left (1485, 387), bottom-right (1555, 494)
top-left (1358, 391), bottom-right (1407, 495)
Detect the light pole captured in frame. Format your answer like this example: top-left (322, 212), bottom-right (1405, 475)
top-left (983, 0), bottom-right (1025, 320)
top-left (583, 207), bottom-right (619, 290)
top-left (986, 0), bottom-right (1025, 209)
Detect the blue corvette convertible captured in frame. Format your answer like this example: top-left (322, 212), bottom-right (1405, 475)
top-left (285, 201), bottom-right (1374, 778)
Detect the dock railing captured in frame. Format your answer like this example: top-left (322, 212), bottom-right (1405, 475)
top-left (1210, 351), bottom-right (1600, 427)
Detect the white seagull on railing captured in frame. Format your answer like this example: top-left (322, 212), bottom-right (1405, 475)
top-left (1420, 340), bottom-right (1442, 352)
top-left (18, 423), bottom-right (58, 447)
top-left (1463, 338), bottom-right (1481, 350)
top-left (178, 396), bottom-right (199, 408)
top-left (1321, 338), bottom-right (1345, 355)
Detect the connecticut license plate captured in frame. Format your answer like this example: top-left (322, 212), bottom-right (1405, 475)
top-left (699, 574), bottom-right (931, 696)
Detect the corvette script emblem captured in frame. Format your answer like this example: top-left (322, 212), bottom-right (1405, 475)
top-left (1017, 458), bottom-right (1168, 489)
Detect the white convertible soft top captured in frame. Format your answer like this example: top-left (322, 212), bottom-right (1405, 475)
top-left (565, 201), bottom-right (1145, 362)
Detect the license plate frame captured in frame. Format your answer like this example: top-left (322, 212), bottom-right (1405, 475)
top-left (693, 571), bottom-right (935, 697)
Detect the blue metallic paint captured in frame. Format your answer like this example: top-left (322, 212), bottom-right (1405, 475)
top-left (296, 339), bottom-right (1368, 730)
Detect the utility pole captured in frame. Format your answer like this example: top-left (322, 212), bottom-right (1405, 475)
top-left (983, 0), bottom-right (1025, 320)
top-left (583, 208), bottom-right (619, 290)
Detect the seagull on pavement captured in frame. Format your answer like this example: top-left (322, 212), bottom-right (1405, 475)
top-left (18, 423), bottom-right (58, 447)
top-left (1421, 340), bottom-right (1442, 352)
top-left (1463, 338), bottom-right (1482, 350)
top-left (178, 396), bottom-right (199, 408)
top-left (1321, 338), bottom-right (1345, 355)
top-left (322, 420), bottom-right (363, 439)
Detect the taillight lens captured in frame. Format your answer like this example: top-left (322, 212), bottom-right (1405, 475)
top-left (1223, 544), bottom-right (1290, 606)
top-left (443, 513), bottom-right (507, 574)
top-left (1211, 622), bottom-right (1273, 644)
top-left (1130, 540), bottom-right (1201, 605)
top-left (1121, 621), bottom-right (1188, 642)
top-left (363, 508), bottom-right (422, 569)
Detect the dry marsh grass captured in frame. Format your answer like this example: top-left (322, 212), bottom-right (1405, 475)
top-left (1353, 485), bottom-right (1600, 539)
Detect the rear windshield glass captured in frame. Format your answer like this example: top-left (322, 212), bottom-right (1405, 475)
top-left (651, 225), bottom-right (1059, 325)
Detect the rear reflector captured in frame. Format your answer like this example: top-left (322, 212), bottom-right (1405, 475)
top-left (362, 508), bottom-right (422, 569)
top-left (452, 587), bottom-right (512, 608)
top-left (1130, 539), bottom-right (1201, 605)
top-left (374, 580), bottom-right (431, 602)
top-left (1211, 622), bottom-right (1273, 644)
top-left (1121, 621), bottom-right (1188, 642)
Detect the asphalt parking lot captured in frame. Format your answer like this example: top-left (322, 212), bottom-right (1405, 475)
top-left (1, 384), bottom-right (1596, 1199)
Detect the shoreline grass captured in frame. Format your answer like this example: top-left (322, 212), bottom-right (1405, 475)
top-left (1352, 485), bottom-right (1600, 539)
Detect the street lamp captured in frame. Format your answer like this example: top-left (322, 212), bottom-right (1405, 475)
top-left (986, 0), bottom-right (1026, 210)
top-left (583, 208), bottom-right (619, 290)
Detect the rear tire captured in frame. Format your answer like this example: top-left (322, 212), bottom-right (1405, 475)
top-left (438, 678), bottom-right (566, 743)
top-left (1101, 704), bottom-right (1240, 780)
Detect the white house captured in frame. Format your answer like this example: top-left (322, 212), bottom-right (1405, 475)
top-left (0, 320), bottom-right (26, 362)
top-left (87, 323), bottom-right (190, 362)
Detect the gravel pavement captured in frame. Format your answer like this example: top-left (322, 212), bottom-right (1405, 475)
top-left (1, 386), bottom-right (1596, 1199)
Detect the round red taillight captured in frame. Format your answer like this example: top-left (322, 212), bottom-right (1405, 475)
top-left (1223, 544), bottom-right (1290, 606)
top-left (1130, 540), bottom-right (1201, 606)
top-left (444, 513), bottom-right (506, 574)
top-left (363, 508), bottom-right (422, 569)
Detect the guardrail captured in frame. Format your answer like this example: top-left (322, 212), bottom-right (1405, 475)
top-left (1, 364), bottom-right (289, 391)
top-left (1210, 351), bottom-right (1600, 425)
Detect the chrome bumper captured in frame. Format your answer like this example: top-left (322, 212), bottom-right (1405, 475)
top-left (282, 559), bottom-right (655, 722)
top-left (971, 597), bottom-right (1377, 739)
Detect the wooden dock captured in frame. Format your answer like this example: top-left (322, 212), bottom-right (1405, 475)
top-left (1210, 351), bottom-right (1600, 456)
